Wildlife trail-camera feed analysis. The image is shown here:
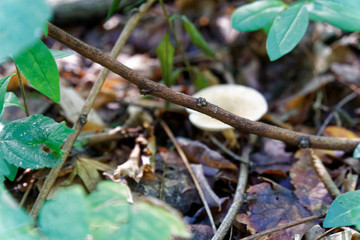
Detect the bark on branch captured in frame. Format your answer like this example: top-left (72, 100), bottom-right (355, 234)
top-left (47, 23), bottom-right (360, 152)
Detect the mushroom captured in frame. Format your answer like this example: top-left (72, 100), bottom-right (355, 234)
top-left (187, 84), bottom-right (268, 147)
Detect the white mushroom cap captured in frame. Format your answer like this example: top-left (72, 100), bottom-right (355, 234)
top-left (187, 84), bottom-right (268, 131)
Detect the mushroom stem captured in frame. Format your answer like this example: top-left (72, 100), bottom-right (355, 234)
top-left (222, 128), bottom-right (238, 149)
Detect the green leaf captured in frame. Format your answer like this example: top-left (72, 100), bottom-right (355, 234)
top-left (87, 181), bottom-right (132, 239)
top-left (0, 158), bottom-right (18, 182)
top-left (232, 0), bottom-right (287, 32)
top-left (14, 40), bottom-right (60, 103)
top-left (306, 0), bottom-right (360, 32)
top-left (266, 2), bottom-right (309, 61)
top-left (107, 0), bottom-right (122, 20)
top-left (353, 143), bottom-right (360, 158)
top-left (156, 33), bottom-right (175, 87)
top-left (134, 201), bottom-right (192, 239)
top-left (181, 16), bottom-right (215, 58)
top-left (323, 190), bottom-right (360, 228)
top-left (0, 74), bottom-right (15, 116)
top-left (0, 0), bottom-right (51, 62)
top-left (0, 114), bottom-right (74, 169)
top-left (38, 186), bottom-right (89, 240)
top-left (50, 49), bottom-right (73, 59)
top-left (0, 184), bottom-right (40, 240)
top-left (87, 181), bottom-right (191, 240)
top-left (4, 92), bottom-right (25, 111)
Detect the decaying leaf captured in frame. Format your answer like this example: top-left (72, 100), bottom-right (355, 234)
top-left (251, 138), bottom-right (293, 174)
top-left (63, 157), bottom-right (113, 192)
top-left (290, 149), bottom-right (332, 215)
top-left (236, 181), bottom-right (314, 239)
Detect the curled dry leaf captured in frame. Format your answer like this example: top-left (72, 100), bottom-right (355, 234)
top-left (114, 143), bottom-right (144, 182)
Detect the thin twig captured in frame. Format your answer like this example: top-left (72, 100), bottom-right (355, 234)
top-left (211, 136), bottom-right (254, 240)
top-left (309, 149), bottom-right (341, 199)
top-left (314, 227), bottom-right (339, 240)
top-left (160, 120), bottom-right (217, 233)
top-left (46, 23), bottom-right (360, 151)
top-left (240, 214), bottom-right (325, 240)
top-left (29, 0), bottom-right (155, 218)
top-left (209, 134), bottom-right (251, 166)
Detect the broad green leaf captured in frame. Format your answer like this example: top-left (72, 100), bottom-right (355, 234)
top-left (181, 16), bottom-right (215, 58)
top-left (326, 0), bottom-right (360, 10)
top-left (106, 0), bottom-right (122, 20)
top-left (0, 158), bottom-right (18, 182)
top-left (14, 40), bottom-right (60, 103)
top-left (50, 49), bottom-right (73, 59)
top-left (133, 201), bottom-right (192, 239)
top-left (306, 0), bottom-right (360, 32)
top-left (38, 186), bottom-right (89, 240)
top-left (266, 2), bottom-right (309, 61)
top-left (232, 0), bottom-right (287, 32)
top-left (156, 33), bottom-right (175, 87)
top-left (0, 0), bottom-right (51, 63)
top-left (0, 74), bottom-right (14, 116)
top-left (0, 184), bottom-right (40, 240)
top-left (87, 181), bottom-right (191, 240)
top-left (353, 143), bottom-right (360, 158)
top-left (323, 190), bottom-right (360, 228)
top-left (4, 92), bottom-right (25, 111)
top-left (0, 114), bottom-right (74, 169)
top-left (87, 181), bottom-right (132, 239)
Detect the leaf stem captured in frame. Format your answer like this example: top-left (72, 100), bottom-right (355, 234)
top-left (15, 64), bottom-right (29, 116)
top-left (158, 0), bottom-right (195, 82)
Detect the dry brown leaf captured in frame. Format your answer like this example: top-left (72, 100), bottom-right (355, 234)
top-left (290, 149), bottom-right (332, 215)
top-left (323, 126), bottom-right (359, 139)
top-left (76, 157), bottom-right (113, 191)
top-left (177, 137), bottom-right (238, 171)
top-left (236, 182), bottom-right (313, 239)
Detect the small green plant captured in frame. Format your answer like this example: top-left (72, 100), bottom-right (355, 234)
top-left (231, 0), bottom-right (360, 61)
top-left (323, 190), bottom-right (360, 229)
top-left (156, 14), bottom-right (215, 90)
top-left (323, 147), bottom-right (360, 229)
top-left (0, 0), bottom-right (74, 181)
top-left (0, 1), bottom-right (191, 240)
top-left (0, 180), bottom-right (191, 240)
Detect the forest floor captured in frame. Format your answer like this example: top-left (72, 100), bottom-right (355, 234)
top-left (3, 1), bottom-right (360, 239)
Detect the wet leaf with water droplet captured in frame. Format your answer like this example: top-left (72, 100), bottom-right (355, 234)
top-left (0, 114), bottom-right (74, 169)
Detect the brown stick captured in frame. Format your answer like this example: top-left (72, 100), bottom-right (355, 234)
top-left (47, 23), bottom-right (360, 152)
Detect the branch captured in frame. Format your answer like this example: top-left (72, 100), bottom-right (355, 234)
top-left (47, 23), bottom-right (360, 152)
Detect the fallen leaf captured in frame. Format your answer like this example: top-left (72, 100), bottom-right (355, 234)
top-left (251, 138), bottom-right (293, 174)
top-left (290, 149), bottom-right (332, 215)
top-left (323, 126), bottom-right (359, 139)
top-left (236, 181), bottom-right (313, 239)
top-left (177, 137), bottom-right (238, 171)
